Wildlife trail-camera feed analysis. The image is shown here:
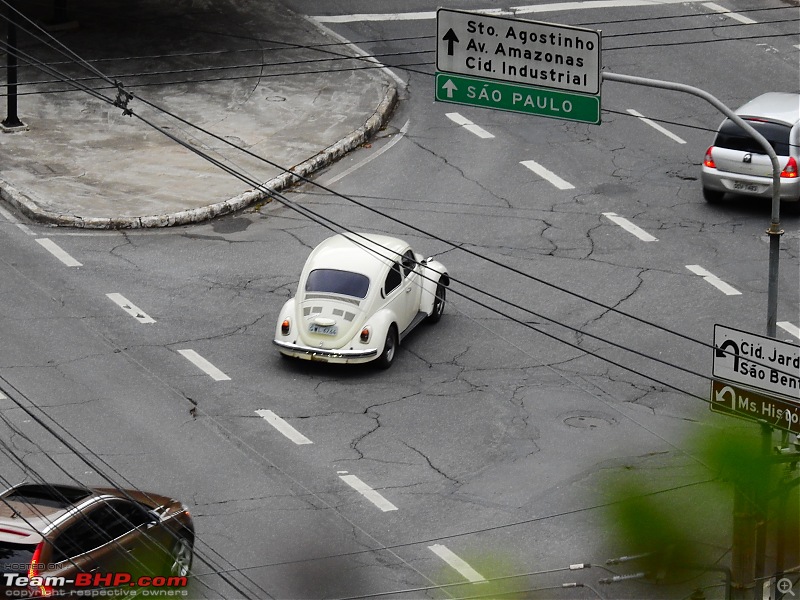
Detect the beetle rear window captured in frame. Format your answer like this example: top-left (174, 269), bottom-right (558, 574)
top-left (305, 269), bottom-right (370, 298)
top-left (714, 119), bottom-right (792, 155)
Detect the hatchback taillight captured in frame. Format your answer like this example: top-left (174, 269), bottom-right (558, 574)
top-left (781, 156), bottom-right (798, 178)
top-left (360, 327), bottom-right (370, 343)
top-left (281, 319), bottom-right (290, 335)
top-left (704, 146), bottom-right (716, 169)
top-left (28, 542), bottom-right (52, 596)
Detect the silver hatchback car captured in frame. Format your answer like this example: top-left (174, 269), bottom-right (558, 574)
top-left (701, 92), bottom-right (800, 204)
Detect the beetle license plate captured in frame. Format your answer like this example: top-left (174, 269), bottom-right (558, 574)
top-left (309, 323), bottom-right (337, 336)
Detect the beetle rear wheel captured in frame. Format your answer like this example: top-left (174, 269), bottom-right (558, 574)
top-left (376, 325), bottom-right (398, 370)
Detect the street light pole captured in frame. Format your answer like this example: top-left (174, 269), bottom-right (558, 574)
top-left (2, 0), bottom-right (25, 130)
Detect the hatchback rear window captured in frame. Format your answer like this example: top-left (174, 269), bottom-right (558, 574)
top-left (0, 541), bottom-right (36, 574)
top-left (305, 269), bottom-right (370, 298)
top-left (4, 484), bottom-right (93, 510)
top-left (714, 119), bottom-right (792, 155)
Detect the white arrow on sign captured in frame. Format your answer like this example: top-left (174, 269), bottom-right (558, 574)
top-left (714, 384), bottom-right (735, 406)
top-left (441, 79), bottom-right (458, 98)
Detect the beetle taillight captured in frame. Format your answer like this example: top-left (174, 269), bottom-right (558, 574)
top-left (781, 156), bottom-right (798, 178)
top-left (704, 146), bottom-right (716, 169)
top-left (281, 319), bottom-right (290, 335)
top-left (360, 327), bottom-right (370, 343)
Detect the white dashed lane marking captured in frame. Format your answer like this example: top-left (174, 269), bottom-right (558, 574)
top-left (446, 112), bottom-right (495, 139)
top-left (778, 322), bottom-right (800, 340)
top-left (338, 473), bottom-right (398, 512)
top-left (702, 2), bottom-right (757, 24)
top-left (626, 109), bottom-right (686, 144)
top-left (0, 206), bottom-right (34, 235)
top-left (106, 293), bottom-right (156, 324)
top-left (603, 212), bottom-right (658, 242)
top-left (177, 349), bottom-right (231, 381)
top-left (428, 544), bottom-right (486, 582)
top-left (520, 160), bottom-right (574, 190)
top-left (35, 238), bottom-right (82, 267)
top-left (255, 410), bottom-right (313, 445)
top-left (686, 265), bottom-right (741, 296)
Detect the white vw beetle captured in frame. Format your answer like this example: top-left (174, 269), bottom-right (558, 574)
top-left (274, 233), bottom-right (449, 368)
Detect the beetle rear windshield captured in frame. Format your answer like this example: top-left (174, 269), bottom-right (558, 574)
top-left (714, 119), bottom-right (792, 155)
top-left (305, 269), bottom-right (370, 298)
top-left (0, 541), bottom-right (36, 574)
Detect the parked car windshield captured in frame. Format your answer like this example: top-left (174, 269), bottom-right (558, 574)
top-left (305, 269), bottom-right (370, 298)
top-left (715, 119), bottom-right (792, 155)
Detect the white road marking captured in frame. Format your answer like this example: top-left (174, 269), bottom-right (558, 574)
top-left (0, 206), bottom-right (34, 235)
top-left (626, 109), bottom-right (686, 144)
top-left (446, 113), bottom-right (495, 139)
top-left (702, 2), bottom-right (757, 24)
top-left (339, 473), bottom-right (398, 512)
top-left (778, 322), bottom-right (800, 340)
top-left (428, 544), bottom-right (486, 582)
top-left (520, 160), bottom-right (575, 190)
top-left (314, 0), bottom-right (709, 22)
top-left (35, 238), bottom-right (82, 267)
top-left (255, 410), bottom-right (313, 445)
top-left (686, 265), bottom-right (741, 295)
top-left (602, 212), bottom-right (658, 241)
top-left (177, 349), bottom-right (231, 381)
top-left (310, 18), bottom-right (406, 87)
top-left (324, 120), bottom-right (410, 186)
top-left (106, 293), bottom-right (156, 324)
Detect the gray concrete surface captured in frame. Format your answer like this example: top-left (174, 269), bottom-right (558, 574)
top-left (0, 0), bottom-right (396, 228)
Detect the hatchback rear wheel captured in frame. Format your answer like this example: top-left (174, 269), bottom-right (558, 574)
top-left (703, 188), bottom-right (725, 203)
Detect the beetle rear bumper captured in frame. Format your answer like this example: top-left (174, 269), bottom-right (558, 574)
top-left (273, 339), bottom-right (379, 363)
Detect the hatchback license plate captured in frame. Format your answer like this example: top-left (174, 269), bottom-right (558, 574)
top-left (309, 323), bottom-right (337, 336)
top-left (734, 181), bottom-right (759, 192)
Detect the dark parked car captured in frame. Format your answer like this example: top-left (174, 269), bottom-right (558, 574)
top-left (0, 483), bottom-right (194, 597)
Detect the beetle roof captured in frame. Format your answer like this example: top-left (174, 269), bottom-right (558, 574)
top-left (306, 233), bottom-right (409, 274)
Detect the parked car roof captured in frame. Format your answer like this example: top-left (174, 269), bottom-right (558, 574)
top-left (734, 92), bottom-right (800, 126)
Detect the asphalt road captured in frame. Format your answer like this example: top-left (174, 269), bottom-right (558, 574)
top-left (1, 1), bottom-right (799, 599)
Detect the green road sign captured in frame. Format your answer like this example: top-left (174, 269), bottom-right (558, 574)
top-left (435, 72), bottom-right (600, 124)
top-left (710, 379), bottom-right (800, 435)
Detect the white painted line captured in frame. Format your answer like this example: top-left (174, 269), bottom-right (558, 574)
top-left (702, 2), bottom-right (757, 24)
top-left (626, 109), bottom-right (686, 144)
top-left (35, 238), bottom-right (82, 267)
top-left (0, 206), bottom-right (34, 235)
top-left (795, 44), bottom-right (800, 51)
top-left (255, 410), bottom-right (313, 445)
top-left (520, 160), bottom-right (574, 190)
top-left (177, 349), bottom-right (231, 381)
top-left (314, 0), bottom-right (709, 22)
top-left (778, 322), bottom-right (800, 340)
top-left (603, 212), bottom-right (658, 241)
top-left (106, 293), bottom-right (156, 324)
top-left (445, 113), bottom-right (494, 139)
top-left (339, 474), bottom-right (398, 512)
top-left (428, 544), bottom-right (486, 582)
top-left (325, 120), bottom-right (410, 186)
top-left (686, 265), bottom-right (741, 295)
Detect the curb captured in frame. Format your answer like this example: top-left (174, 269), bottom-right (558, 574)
top-left (0, 83), bottom-right (398, 229)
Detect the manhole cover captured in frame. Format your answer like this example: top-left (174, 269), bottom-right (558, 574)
top-left (560, 411), bottom-right (617, 429)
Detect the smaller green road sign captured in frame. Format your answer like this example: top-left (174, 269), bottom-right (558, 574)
top-left (711, 379), bottom-right (800, 435)
top-left (435, 72), bottom-right (600, 124)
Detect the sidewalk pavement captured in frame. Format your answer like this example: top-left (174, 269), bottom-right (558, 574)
top-left (0, 0), bottom-right (396, 228)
